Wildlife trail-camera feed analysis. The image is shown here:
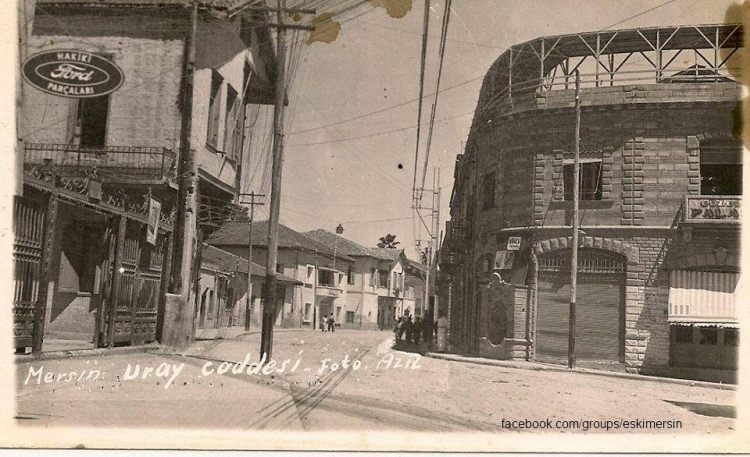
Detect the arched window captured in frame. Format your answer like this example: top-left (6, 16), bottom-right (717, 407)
top-left (700, 137), bottom-right (742, 196)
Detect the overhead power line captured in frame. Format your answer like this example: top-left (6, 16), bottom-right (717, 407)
top-left (412, 0), bottom-right (432, 197)
top-left (418, 0), bottom-right (452, 200)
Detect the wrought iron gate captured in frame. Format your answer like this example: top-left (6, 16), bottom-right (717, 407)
top-left (13, 195), bottom-right (46, 349)
top-left (108, 217), bottom-right (168, 346)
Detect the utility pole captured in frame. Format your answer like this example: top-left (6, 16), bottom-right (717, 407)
top-left (568, 70), bottom-right (581, 369)
top-left (165, 0), bottom-right (198, 348)
top-left (239, 191), bottom-right (265, 331)
top-left (433, 168), bottom-right (440, 322)
top-left (419, 168), bottom-right (439, 322)
top-left (259, 0), bottom-right (289, 362)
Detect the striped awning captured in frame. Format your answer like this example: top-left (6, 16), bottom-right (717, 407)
top-left (669, 270), bottom-right (739, 324)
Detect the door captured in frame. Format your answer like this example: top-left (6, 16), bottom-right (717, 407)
top-left (108, 218), bottom-right (163, 345)
top-left (536, 249), bottom-right (626, 365)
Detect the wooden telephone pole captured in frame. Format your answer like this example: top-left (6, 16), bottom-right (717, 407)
top-left (259, 0), bottom-right (314, 361)
top-left (165, 0), bottom-right (199, 348)
top-left (568, 70), bottom-right (581, 369)
top-left (239, 191), bottom-right (265, 331)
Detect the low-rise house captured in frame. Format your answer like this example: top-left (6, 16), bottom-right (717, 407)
top-left (304, 230), bottom-right (422, 330)
top-left (207, 221), bottom-right (353, 329)
top-left (194, 245), bottom-right (302, 338)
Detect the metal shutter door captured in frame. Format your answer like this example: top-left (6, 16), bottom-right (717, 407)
top-left (537, 272), bottom-right (624, 363)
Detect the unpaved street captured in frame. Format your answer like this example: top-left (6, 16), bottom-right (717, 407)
top-left (16, 330), bottom-right (736, 433)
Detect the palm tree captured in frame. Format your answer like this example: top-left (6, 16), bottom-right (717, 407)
top-left (377, 233), bottom-right (400, 249)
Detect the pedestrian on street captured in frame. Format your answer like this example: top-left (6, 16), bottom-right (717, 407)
top-left (404, 315), bottom-right (414, 345)
top-left (394, 316), bottom-right (403, 343)
top-left (422, 315), bottom-right (433, 346)
top-left (413, 316), bottom-right (422, 345)
top-left (328, 313), bottom-right (335, 332)
top-left (320, 315), bottom-right (327, 332)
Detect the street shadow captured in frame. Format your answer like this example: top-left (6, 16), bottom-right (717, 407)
top-left (664, 400), bottom-right (736, 419)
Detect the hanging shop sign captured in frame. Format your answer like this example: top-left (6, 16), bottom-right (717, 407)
top-left (146, 198), bottom-right (162, 245)
top-left (684, 196), bottom-right (741, 224)
top-left (506, 236), bottom-right (522, 251)
top-left (22, 49), bottom-right (124, 98)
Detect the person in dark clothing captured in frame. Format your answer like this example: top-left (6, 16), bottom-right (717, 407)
top-left (422, 315), bottom-right (434, 345)
top-left (413, 317), bottom-right (422, 344)
top-left (404, 315), bottom-right (414, 344)
top-left (328, 313), bottom-right (335, 332)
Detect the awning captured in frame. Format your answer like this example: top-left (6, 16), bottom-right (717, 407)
top-left (668, 270), bottom-right (739, 324)
top-left (669, 321), bottom-right (740, 328)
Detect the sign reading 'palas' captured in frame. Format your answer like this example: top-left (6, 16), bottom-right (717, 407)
top-left (22, 49), bottom-right (124, 98)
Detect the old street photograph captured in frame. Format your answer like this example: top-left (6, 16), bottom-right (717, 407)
top-left (6, 0), bottom-right (746, 449)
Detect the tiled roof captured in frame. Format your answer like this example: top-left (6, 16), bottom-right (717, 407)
top-left (404, 258), bottom-right (428, 274)
top-left (303, 229), bottom-right (379, 258)
top-left (201, 245), bottom-right (302, 285)
top-left (207, 221), bottom-right (353, 262)
top-left (368, 247), bottom-right (404, 262)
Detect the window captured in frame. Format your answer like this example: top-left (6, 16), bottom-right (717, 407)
top-left (724, 329), bottom-right (739, 347)
top-left (74, 96), bottom-right (110, 148)
top-left (223, 85), bottom-right (243, 160)
top-left (675, 326), bottom-right (693, 343)
top-left (700, 139), bottom-right (742, 195)
top-left (225, 287), bottom-right (235, 309)
top-left (482, 172), bottom-right (496, 209)
top-left (306, 265), bottom-right (314, 283)
top-left (206, 72), bottom-right (222, 148)
top-left (318, 269), bottom-right (336, 287)
top-left (276, 263), bottom-right (283, 274)
top-left (304, 302), bottom-right (312, 321)
top-left (347, 265), bottom-right (355, 285)
top-left (563, 161), bottom-right (602, 201)
top-left (699, 328), bottom-right (718, 345)
top-left (346, 311), bottom-right (355, 323)
top-left (377, 269), bottom-right (389, 289)
top-left (369, 268), bottom-right (376, 287)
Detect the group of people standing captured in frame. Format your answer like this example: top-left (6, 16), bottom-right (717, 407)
top-left (319, 313), bottom-right (336, 332)
top-left (394, 314), bottom-right (435, 346)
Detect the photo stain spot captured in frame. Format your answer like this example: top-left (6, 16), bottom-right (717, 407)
top-left (397, 163), bottom-right (403, 169)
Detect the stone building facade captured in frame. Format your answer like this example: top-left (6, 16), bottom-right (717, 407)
top-left (440, 24), bottom-right (742, 382)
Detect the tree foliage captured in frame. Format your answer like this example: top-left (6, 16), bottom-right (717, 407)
top-left (377, 233), bottom-right (400, 249)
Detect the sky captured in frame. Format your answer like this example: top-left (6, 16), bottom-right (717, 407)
top-left (244, 0), bottom-right (740, 260)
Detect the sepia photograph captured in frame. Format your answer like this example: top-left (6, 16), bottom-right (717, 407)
top-left (2, 0), bottom-right (748, 452)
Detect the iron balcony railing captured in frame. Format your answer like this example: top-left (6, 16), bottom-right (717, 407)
top-left (24, 143), bottom-right (177, 182)
top-left (445, 220), bottom-right (470, 248)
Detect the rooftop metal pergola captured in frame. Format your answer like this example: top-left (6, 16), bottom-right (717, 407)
top-left (475, 23), bottom-right (743, 117)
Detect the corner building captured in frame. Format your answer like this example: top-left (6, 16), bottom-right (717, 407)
top-left (440, 24), bottom-right (742, 382)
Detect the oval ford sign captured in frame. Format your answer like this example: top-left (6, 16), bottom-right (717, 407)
top-left (22, 49), bottom-right (124, 98)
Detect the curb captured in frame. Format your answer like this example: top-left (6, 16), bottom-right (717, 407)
top-left (424, 352), bottom-right (736, 391)
top-left (195, 327), bottom-right (309, 341)
top-left (15, 344), bottom-right (161, 364)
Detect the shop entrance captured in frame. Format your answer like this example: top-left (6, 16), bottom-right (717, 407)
top-left (536, 248), bottom-right (626, 367)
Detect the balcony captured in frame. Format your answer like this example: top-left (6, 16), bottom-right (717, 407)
top-left (316, 286), bottom-right (342, 298)
top-left (444, 220), bottom-right (470, 249)
top-left (682, 195), bottom-right (741, 225)
top-left (24, 143), bottom-right (177, 184)
top-left (438, 248), bottom-right (459, 274)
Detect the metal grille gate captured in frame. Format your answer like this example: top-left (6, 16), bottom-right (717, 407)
top-left (537, 248), bottom-right (626, 364)
top-left (108, 218), bottom-right (167, 345)
top-left (13, 195), bottom-right (46, 349)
